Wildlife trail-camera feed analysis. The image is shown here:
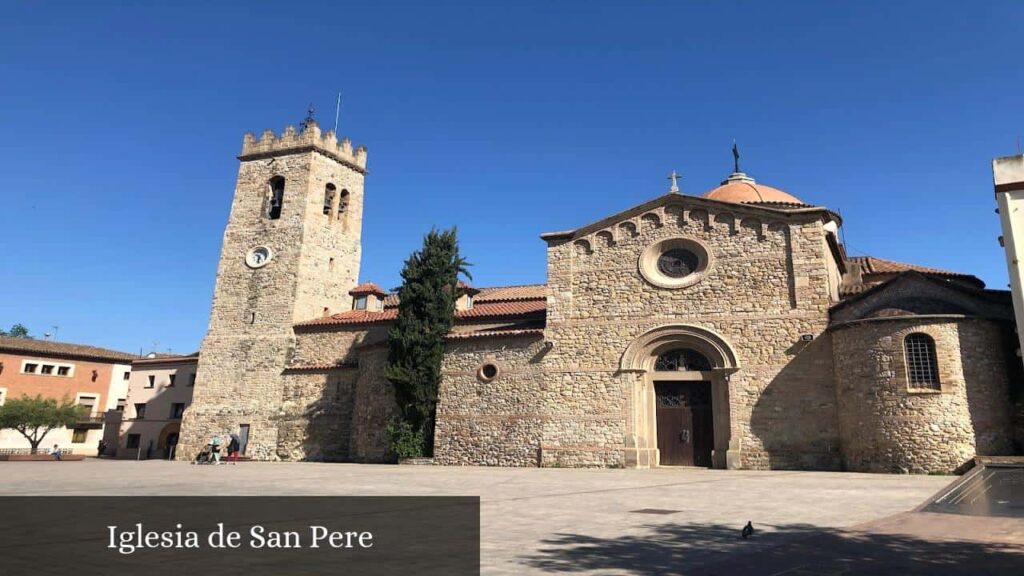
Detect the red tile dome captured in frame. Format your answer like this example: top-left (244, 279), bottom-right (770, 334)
top-left (702, 172), bottom-right (804, 205)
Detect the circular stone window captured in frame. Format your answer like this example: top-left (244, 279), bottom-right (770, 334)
top-left (245, 246), bottom-right (273, 269)
top-left (477, 362), bottom-right (500, 382)
top-left (657, 249), bottom-right (700, 278)
top-left (639, 238), bottom-right (711, 289)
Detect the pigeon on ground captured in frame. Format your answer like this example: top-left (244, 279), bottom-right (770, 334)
top-left (741, 521), bottom-right (754, 539)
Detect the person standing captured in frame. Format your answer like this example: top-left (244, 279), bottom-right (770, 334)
top-left (210, 434), bottom-right (222, 464)
top-left (226, 433), bottom-right (241, 464)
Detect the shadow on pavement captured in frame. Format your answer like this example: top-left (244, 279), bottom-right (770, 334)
top-left (519, 521), bottom-right (1024, 575)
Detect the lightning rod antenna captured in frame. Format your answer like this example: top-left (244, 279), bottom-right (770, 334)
top-left (334, 92), bottom-right (341, 134)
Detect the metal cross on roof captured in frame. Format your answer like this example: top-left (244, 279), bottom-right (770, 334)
top-left (668, 170), bottom-right (682, 193)
top-left (301, 103), bottom-right (316, 131)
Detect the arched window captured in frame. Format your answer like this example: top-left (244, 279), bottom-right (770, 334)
top-left (337, 189), bottom-right (350, 221)
top-left (904, 333), bottom-right (940, 389)
top-left (654, 348), bottom-right (712, 371)
top-left (268, 176), bottom-right (285, 220)
top-left (323, 183), bottom-right (336, 216)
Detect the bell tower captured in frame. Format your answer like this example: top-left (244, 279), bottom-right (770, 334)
top-left (178, 112), bottom-right (368, 460)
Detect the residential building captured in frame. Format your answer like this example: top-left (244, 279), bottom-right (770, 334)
top-left (115, 353), bottom-right (198, 459)
top-left (0, 336), bottom-right (134, 455)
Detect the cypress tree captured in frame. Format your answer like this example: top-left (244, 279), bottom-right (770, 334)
top-left (385, 227), bottom-right (470, 458)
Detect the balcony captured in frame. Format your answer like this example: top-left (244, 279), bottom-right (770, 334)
top-left (75, 413), bottom-right (106, 429)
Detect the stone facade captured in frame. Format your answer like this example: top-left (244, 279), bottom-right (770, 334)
top-left (434, 335), bottom-right (547, 466)
top-left (538, 197), bottom-right (841, 470)
top-left (177, 120), bottom-right (366, 461)
top-left (179, 120), bottom-right (1022, 472)
top-left (833, 317), bottom-right (1014, 473)
top-left (116, 354), bottom-right (197, 460)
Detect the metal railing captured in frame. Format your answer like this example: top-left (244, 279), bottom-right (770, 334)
top-left (0, 448), bottom-right (71, 455)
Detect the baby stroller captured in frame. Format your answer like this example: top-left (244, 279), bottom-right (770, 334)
top-left (192, 444), bottom-right (215, 465)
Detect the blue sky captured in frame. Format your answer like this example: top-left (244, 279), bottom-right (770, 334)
top-left (1, 1), bottom-right (1020, 354)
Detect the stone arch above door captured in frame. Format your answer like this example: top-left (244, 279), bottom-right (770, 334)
top-left (158, 422), bottom-right (181, 449)
top-left (619, 324), bottom-right (740, 373)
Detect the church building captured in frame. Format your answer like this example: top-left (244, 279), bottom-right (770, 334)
top-left (178, 117), bottom-right (1022, 473)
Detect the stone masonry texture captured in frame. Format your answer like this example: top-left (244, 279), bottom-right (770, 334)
top-left (179, 123), bottom-right (1022, 472)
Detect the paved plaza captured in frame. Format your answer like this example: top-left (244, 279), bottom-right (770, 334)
top-left (2, 460), bottom-right (1020, 574)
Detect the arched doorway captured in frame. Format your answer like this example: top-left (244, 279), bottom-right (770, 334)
top-left (653, 348), bottom-right (714, 467)
top-left (620, 324), bottom-right (740, 469)
top-left (157, 423), bottom-right (181, 460)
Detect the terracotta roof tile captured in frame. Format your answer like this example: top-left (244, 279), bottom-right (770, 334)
top-left (349, 282), bottom-right (388, 296)
top-left (838, 284), bottom-right (873, 297)
top-left (380, 283), bottom-right (545, 309)
top-left (301, 309), bottom-right (398, 326)
top-left (702, 178), bottom-right (804, 204)
top-left (741, 200), bottom-right (813, 209)
top-left (848, 256), bottom-right (981, 284)
top-left (457, 299), bottom-right (546, 318)
top-left (132, 352), bottom-right (199, 365)
top-left (446, 328), bottom-right (545, 340)
top-left (474, 284), bottom-right (546, 302)
top-left (297, 297), bottom-right (546, 327)
top-left (0, 336), bottom-right (137, 363)
top-left (284, 362), bottom-right (358, 371)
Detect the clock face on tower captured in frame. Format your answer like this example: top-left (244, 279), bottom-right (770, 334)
top-left (245, 246), bottom-right (272, 269)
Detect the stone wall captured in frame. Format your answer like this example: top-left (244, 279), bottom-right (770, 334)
top-left (542, 197), bottom-right (840, 469)
top-left (434, 334), bottom-right (547, 466)
top-left (276, 369), bottom-right (357, 461)
top-left (292, 325), bottom-right (387, 367)
top-left (349, 346), bottom-right (397, 462)
top-left (833, 317), bottom-right (1015, 473)
top-left (179, 125), bottom-right (366, 461)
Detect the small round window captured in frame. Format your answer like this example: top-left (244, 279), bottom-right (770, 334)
top-left (477, 363), bottom-right (499, 382)
top-left (639, 237), bottom-right (711, 289)
top-left (657, 249), bottom-right (700, 278)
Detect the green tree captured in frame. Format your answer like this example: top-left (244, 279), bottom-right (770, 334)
top-left (0, 323), bottom-right (32, 338)
top-left (0, 395), bottom-right (86, 454)
top-left (384, 227), bottom-right (470, 458)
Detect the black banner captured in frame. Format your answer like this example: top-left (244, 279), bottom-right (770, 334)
top-left (0, 497), bottom-right (479, 575)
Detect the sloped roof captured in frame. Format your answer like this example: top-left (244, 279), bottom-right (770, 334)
top-left (297, 286), bottom-right (547, 328)
top-left (539, 192), bottom-right (839, 242)
top-left (848, 256), bottom-right (983, 287)
top-left (349, 282), bottom-right (388, 296)
top-left (0, 336), bottom-right (137, 363)
top-left (830, 270), bottom-right (1010, 324)
top-left (131, 352), bottom-right (200, 366)
top-left (446, 328), bottom-right (545, 340)
top-left (380, 284), bottom-right (545, 308)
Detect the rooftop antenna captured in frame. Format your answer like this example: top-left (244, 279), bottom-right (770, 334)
top-left (51, 325), bottom-right (59, 341)
top-left (838, 207), bottom-right (847, 247)
top-left (1017, 135), bottom-right (1021, 155)
top-left (334, 91), bottom-right (342, 134)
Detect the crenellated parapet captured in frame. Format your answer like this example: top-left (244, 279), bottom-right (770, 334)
top-left (240, 121), bottom-right (368, 173)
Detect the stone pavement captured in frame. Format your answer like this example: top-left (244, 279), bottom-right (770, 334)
top-left (3, 460), bottom-right (1016, 574)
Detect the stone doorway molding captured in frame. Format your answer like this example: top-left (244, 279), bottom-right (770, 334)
top-left (619, 324), bottom-right (740, 469)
